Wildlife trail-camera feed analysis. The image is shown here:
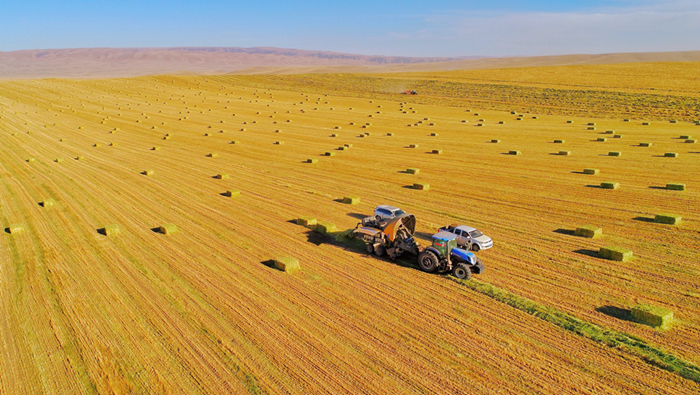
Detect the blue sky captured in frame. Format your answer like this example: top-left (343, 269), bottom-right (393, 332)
top-left (1, 0), bottom-right (698, 56)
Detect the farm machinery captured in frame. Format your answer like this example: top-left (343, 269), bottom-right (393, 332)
top-left (352, 214), bottom-right (484, 279)
top-left (402, 90), bottom-right (418, 95)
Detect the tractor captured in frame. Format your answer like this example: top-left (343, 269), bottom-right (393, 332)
top-left (417, 231), bottom-right (484, 280)
top-left (402, 90), bottom-right (418, 95)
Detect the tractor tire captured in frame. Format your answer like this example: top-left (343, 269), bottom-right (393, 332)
top-left (418, 250), bottom-right (439, 273)
top-left (452, 264), bottom-right (471, 280)
top-left (366, 244), bottom-right (374, 254)
top-left (471, 243), bottom-right (480, 252)
top-left (375, 245), bottom-right (386, 257)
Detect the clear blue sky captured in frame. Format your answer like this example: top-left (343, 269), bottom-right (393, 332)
top-left (1, 0), bottom-right (698, 56)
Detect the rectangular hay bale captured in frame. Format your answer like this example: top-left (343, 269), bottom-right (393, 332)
top-left (640, 142), bottom-right (652, 147)
top-left (597, 138), bottom-right (607, 142)
top-left (406, 168), bottom-right (419, 174)
top-left (413, 183), bottom-right (430, 190)
top-left (601, 182), bottom-right (619, 189)
top-left (664, 152), bottom-right (678, 157)
top-left (559, 151), bottom-right (571, 156)
top-left (583, 168), bottom-right (599, 175)
top-left (654, 213), bottom-right (681, 225)
top-left (296, 217), bottom-right (317, 227)
top-left (432, 149), bottom-right (443, 154)
top-left (343, 196), bottom-right (360, 204)
top-left (508, 150), bottom-right (521, 155)
top-left (631, 304), bottom-right (673, 329)
top-left (9, 224), bottom-right (24, 234)
top-left (315, 221), bottom-right (337, 234)
top-left (554, 139), bottom-right (564, 143)
top-left (104, 224), bottom-right (120, 237)
top-left (599, 246), bottom-right (633, 261)
top-left (609, 151), bottom-right (621, 156)
top-left (223, 190), bottom-right (240, 198)
top-left (158, 223), bottom-right (178, 235)
top-left (666, 183), bottom-right (685, 191)
top-left (575, 225), bottom-right (602, 238)
top-left (274, 257), bottom-right (300, 273)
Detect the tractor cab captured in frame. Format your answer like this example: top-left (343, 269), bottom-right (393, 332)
top-left (431, 231), bottom-right (458, 258)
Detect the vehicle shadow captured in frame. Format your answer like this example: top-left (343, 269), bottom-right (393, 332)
top-left (346, 212), bottom-right (366, 219)
top-left (596, 305), bottom-right (635, 322)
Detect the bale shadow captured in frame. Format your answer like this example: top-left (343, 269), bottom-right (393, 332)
top-left (97, 228), bottom-right (108, 236)
top-left (571, 171), bottom-right (586, 174)
top-left (648, 186), bottom-right (667, 190)
top-left (585, 185), bottom-right (603, 188)
top-left (574, 249), bottom-right (599, 258)
top-left (633, 216), bottom-right (655, 223)
top-left (402, 185), bottom-right (417, 189)
top-left (596, 305), bottom-right (635, 322)
top-left (332, 198), bottom-right (346, 203)
top-left (260, 259), bottom-right (276, 269)
top-left (219, 192), bottom-right (233, 197)
top-left (150, 227), bottom-right (162, 234)
top-left (347, 212), bottom-right (366, 219)
top-left (397, 170), bottom-right (409, 173)
top-left (553, 228), bottom-right (575, 236)
top-left (4, 228), bottom-right (10, 234)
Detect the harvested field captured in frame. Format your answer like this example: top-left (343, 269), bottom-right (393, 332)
top-left (0, 68), bottom-right (698, 394)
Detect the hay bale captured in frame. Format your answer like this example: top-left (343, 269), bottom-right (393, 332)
top-left (601, 181), bottom-right (619, 189)
top-left (686, 139), bottom-right (697, 143)
top-left (315, 221), bottom-right (337, 234)
top-left (344, 144), bottom-right (353, 148)
top-left (554, 139), bottom-right (564, 143)
top-left (491, 139), bottom-right (500, 143)
top-left (40, 199), bottom-right (55, 208)
top-left (325, 152), bottom-right (336, 156)
top-left (386, 133), bottom-right (393, 136)
top-left (60, 138), bottom-right (67, 142)
top-left (8, 224), bottom-right (24, 234)
top-left (413, 183), bottom-right (430, 190)
top-left (432, 149), bottom-right (443, 154)
top-left (338, 146), bottom-right (347, 151)
top-left (654, 213), bottom-right (681, 225)
top-left (666, 183), bottom-right (685, 191)
top-left (406, 168), bottom-right (420, 174)
top-left (296, 217), bottom-right (317, 227)
top-left (152, 146), bottom-right (161, 151)
top-left (609, 151), bottom-right (621, 156)
top-left (532, 116), bottom-right (538, 119)
top-left (158, 223), bottom-right (178, 235)
top-left (575, 225), bottom-right (602, 238)
top-left (104, 225), bottom-right (121, 237)
top-left (306, 159), bottom-right (318, 164)
top-left (223, 190), bottom-right (240, 198)
top-left (597, 138), bottom-right (607, 142)
top-left (670, 120), bottom-right (677, 124)
top-left (476, 123), bottom-right (483, 126)
top-left (343, 196), bottom-right (360, 205)
top-left (559, 151), bottom-right (571, 156)
top-left (624, 119), bottom-right (630, 122)
top-left (599, 246), bottom-right (633, 261)
top-left (642, 122), bottom-right (650, 125)
top-left (508, 150), bottom-right (521, 155)
top-left (207, 153), bottom-right (218, 158)
top-left (605, 130), bottom-right (615, 134)
top-left (631, 304), bottom-right (673, 329)
top-left (664, 152), bottom-right (678, 157)
top-left (588, 122), bottom-right (596, 126)
top-left (275, 141), bottom-right (284, 145)
top-left (142, 170), bottom-right (154, 176)
top-left (230, 140), bottom-right (240, 144)
top-left (76, 156), bottom-right (85, 161)
top-left (583, 168), bottom-right (599, 175)
top-left (430, 133), bottom-right (439, 136)
top-left (54, 158), bottom-right (64, 163)
top-left (274, 257), bottom-right (300, 273)
top-left (331, 133), bottom-right (338, 137)
top-left (93, 143), bottom-right (101, 147)
top-left (409, 144), bottom-right (419, 148)
top-left (587, 126), bottom-right (596, 130)
top-left (640, 142), bottom-right (652, 147)
top-left (109, 142), bottom-right (118, 146)
top-left (566, 120), bottom-right (573, 123)
top-left (613, 135), bottom-right (622, 139)
top-left (215, 173), bottom-right (229, 179)
top-left (27, 158), bottom-right (36, 163)
top-left (498, 121), bottom-right (505, 124)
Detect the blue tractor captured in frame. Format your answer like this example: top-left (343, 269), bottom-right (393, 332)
top-left (417, 231), bottom-right (485, 280)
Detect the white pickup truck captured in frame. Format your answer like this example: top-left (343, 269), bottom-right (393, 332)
top-left (438, 224), bottom-right (493, 252)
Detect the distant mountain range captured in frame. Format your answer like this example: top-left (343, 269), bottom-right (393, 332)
top-left (0, 47), bottom-right (698, 79)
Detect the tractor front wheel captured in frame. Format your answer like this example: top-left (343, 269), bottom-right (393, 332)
top-left (418, 250), bottom-right (439, 273)
top-left (366, 244), bottom-right (374, 254)
top-left (452, 264), bottom-right (471, 280)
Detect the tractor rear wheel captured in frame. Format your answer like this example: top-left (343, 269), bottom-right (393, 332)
top-left (418, 250), bottom-right (439, 273)
top-left (452, 264), bottom-right (471, 280)
top-left (375, 245), bottom-right (385, 257)
top-left (366, 244), bottom-right (374, 254)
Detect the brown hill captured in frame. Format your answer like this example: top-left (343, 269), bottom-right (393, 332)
top-left (0, 47), bottom-right (699, 79)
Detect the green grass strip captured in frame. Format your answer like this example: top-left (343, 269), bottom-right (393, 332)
top-left (455, 279), bottom-right (700, 383)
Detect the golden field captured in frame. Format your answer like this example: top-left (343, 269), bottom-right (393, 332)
top-left (1, 62), bottom-right (699, 394)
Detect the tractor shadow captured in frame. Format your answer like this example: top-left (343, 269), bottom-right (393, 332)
top-left (596, 305), bottom-right (636, 323)
top-left (573, 249), bottom-right (599, 258)
top-left (553, 228), bottom-right (576, 236)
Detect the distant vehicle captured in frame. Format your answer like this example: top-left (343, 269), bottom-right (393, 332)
top-left (402, 90), bottom-right (417, 95)
top-left (438, 224), bottom-right (493, 252)
top-left (374, 205), bottom-right (406, 221)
